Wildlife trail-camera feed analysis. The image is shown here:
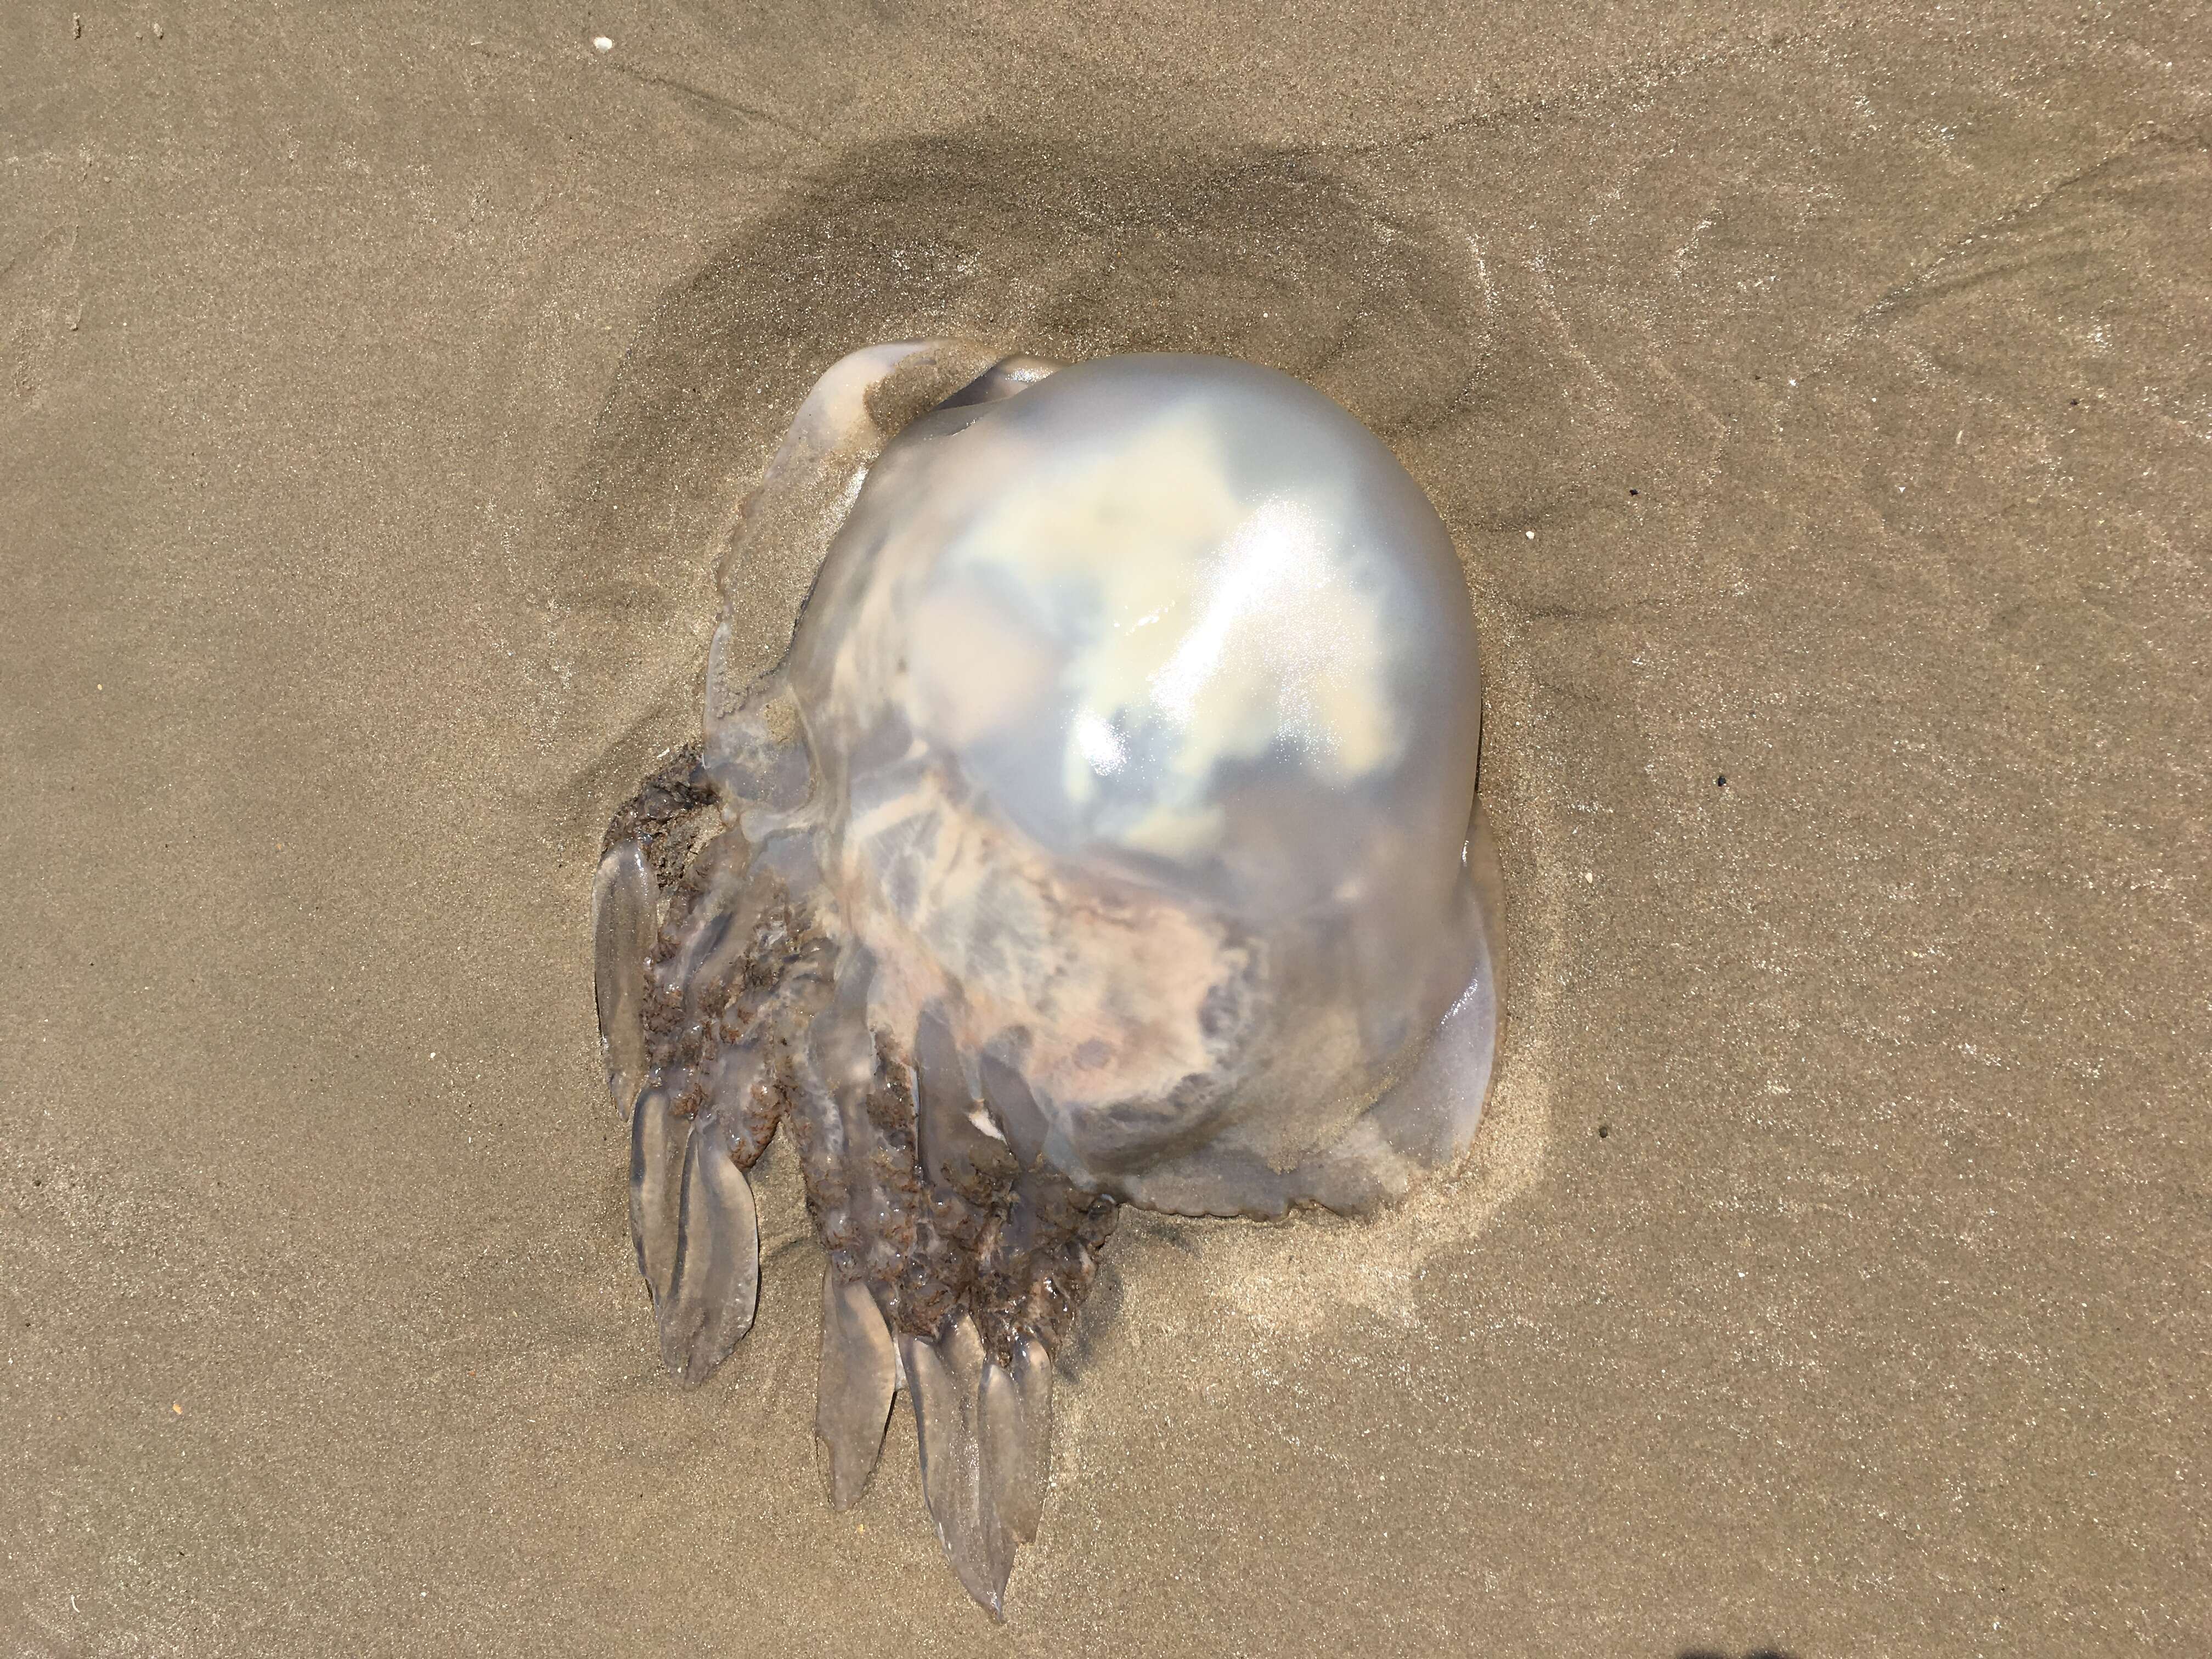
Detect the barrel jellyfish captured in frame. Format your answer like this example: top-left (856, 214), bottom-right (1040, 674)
top-left (591, 343), bottom-right (1504, 1614)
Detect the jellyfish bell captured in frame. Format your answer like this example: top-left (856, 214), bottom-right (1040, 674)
top-left (595, 343), bottom-right (1503, 1613)
top-left (764, 352), bottom-right (1496, 1212)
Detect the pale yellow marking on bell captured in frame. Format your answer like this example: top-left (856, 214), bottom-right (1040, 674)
top-left (946, 404), bottom-right (1402, 857)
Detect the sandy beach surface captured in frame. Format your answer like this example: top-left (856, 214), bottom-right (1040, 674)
top-left (5, 1), bottom-right (2208, 1653)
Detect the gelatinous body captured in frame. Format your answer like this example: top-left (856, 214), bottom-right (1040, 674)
top-left (593, 343), bottom-right (1503, 1613)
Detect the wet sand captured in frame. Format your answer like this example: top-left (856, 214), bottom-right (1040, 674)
top-left (4, 2), bottom-right (2208, 1653)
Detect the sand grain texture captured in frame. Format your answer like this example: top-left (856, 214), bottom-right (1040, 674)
top-left (3, 1), bottom-right (2208, 1654)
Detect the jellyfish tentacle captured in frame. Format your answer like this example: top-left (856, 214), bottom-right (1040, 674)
top-left (628, 1081), bottom-right (691, 1310)
top-left (657, 1105), bottom-right (762, 1385)
top-left (590, 840), bottom-right (656, 1118)
top-left (628, 836), bottom-right (763, 1373)
top-left (815, 1270), bottom-right (898, 1509)
top-left (902, 1314), bottom-right (1017, 1618)
top-left (641, 839), bottom-right (1119, 1601)
top-left (783, 993), bottom-right (1119, 1611)
top-left (979, 1336), bottom-right (1053, 1546)
top-left (602, 720), bottom-right (843, 1378)
top-left (593, 743), bottom-right (716, 1125)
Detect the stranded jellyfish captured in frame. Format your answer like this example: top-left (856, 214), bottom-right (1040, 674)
top-left (592, 344), bottom-right (1504, 1613)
